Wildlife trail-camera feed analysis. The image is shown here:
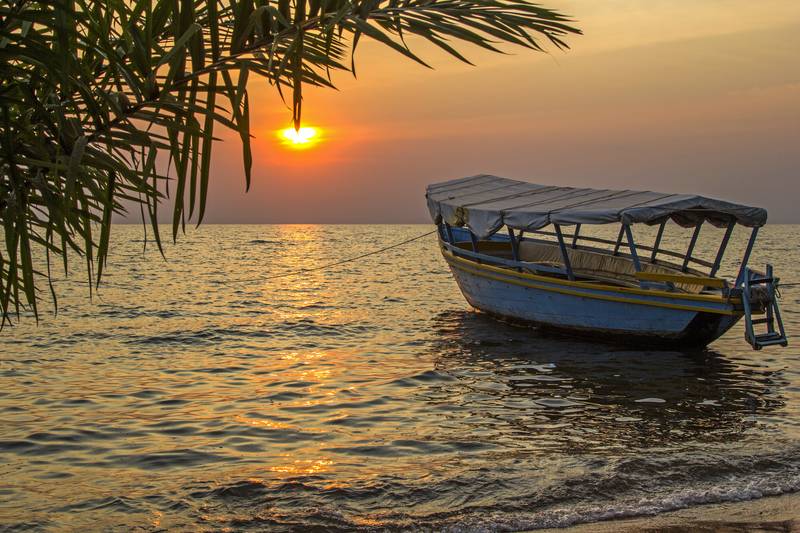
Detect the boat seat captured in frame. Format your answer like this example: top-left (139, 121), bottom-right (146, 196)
top-left (518, 241), bottom-right (706, 293)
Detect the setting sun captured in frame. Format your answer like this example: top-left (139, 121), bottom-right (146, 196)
top-left (279, 126), bottom-right (321, 149)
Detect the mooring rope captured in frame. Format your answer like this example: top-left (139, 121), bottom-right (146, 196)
top-left (54, 230), bottom-right (800, 288)
top-left (49, 230), bottom-right (439, 289)
top-left (258, 229), bottom-right (438, 281)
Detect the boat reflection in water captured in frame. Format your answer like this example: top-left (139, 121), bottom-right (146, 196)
top-left (428, 309), bottom-right (785, 452)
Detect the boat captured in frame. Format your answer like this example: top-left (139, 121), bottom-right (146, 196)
top-left (426, 175), bottom-right (788, 350)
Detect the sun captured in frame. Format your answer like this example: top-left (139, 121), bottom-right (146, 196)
top-left (279, 126), bottom-right (321, 149)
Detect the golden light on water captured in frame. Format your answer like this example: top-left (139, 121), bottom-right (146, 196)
top-left (279, 126), bottom-right (321, 149)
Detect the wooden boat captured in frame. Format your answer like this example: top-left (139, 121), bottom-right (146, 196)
top-left (427, 175), bottom-right (788, 350)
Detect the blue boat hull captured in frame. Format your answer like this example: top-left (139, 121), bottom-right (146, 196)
top-left (443, 248), bottom-right (742, 348)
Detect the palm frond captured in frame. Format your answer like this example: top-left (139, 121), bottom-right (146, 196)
top-left (0, 0), bottom-right (579, 324)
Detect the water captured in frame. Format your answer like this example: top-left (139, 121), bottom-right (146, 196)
top-left (1, 224), bottom-right (799, 531)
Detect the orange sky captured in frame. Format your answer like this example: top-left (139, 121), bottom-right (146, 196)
top-left (189, 0), bottom-right (800, 223)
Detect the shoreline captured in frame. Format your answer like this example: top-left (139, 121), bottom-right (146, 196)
top-left (536, 491), bottom-right (800, 532)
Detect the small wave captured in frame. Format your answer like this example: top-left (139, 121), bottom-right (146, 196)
top-left (248, 239), bottom-right (283, 245)
top-left (424, 447), bottom-right (800, 531)
top-left (124, 326), bottom-right (272, 346)
top-left (278, 319), bottom-right (376, 337)
top-left (104, 448), bottom-right (226, 470)
top-left (0, 439), bottom-right (86, 456)
top-left (190, 446), bottom-right (800, 531)
top-left (99, 306), bottom-right (179, 319)
top-left (57, 496), bottom-right (140, 514)
top-left (444, 474), bottom-right (800, 531)
top-left (124, 320), bottom-right (374, 346)
top-left (387, 369), bottom-right (457, 387)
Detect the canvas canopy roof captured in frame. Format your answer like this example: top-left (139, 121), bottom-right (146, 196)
top-left (427, 175), bottom-right (767, 239)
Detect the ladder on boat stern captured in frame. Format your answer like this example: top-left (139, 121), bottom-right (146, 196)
top-left (742, 264), bottom-right (788, 350)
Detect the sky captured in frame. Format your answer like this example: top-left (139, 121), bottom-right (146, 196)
top-left (164, 0), bottom-right (800, 224)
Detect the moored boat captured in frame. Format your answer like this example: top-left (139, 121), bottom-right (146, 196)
top-left (427, 175), bottom-right (789, 350)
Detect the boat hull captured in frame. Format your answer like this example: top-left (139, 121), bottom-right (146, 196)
top-left (444, 250), bottom-right (742, 348)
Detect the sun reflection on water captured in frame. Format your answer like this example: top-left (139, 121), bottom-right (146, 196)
top-left (270, 458), bottom-right (335, 477)
top-left (233, 415), bottom-right (297, 431)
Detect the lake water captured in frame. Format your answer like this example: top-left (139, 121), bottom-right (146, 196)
top-left (1, 224), bottom-right (799, 531)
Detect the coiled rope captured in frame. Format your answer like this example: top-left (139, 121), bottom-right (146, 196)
top-left (259, 229), bottom-right (438, 281)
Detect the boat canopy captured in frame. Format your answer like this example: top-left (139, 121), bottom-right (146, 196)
top-left (427, 175), bottom-right (768, 239)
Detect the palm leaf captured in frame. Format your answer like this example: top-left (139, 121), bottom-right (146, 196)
top-left (0, 0), bottom-right (580, 323)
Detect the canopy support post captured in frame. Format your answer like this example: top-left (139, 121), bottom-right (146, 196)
top-left (735, 227), bottom-right (759, 287)
top-left (554, 224), bottom-right (575, 281)
top-left (624, 224), bottom-right (642, 273)
top-left (507, 227), bottom-right (520, 262)
top-left (650, 221), bottom-right (666, 263)
top-left (612, 225), bottom-right (625, 256)
top-left (571, 224), bottom-right (581, 248)
top-left (710, 221), bottom-right (735, 278)
top-left (469, 230), bottom-right (479, 253)
top-left (444, 223), bottom-right (454, 244)
top-left (682, 223), bottom-right (702, 272)
top-left (438, 223), bottom-right (448, 242)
